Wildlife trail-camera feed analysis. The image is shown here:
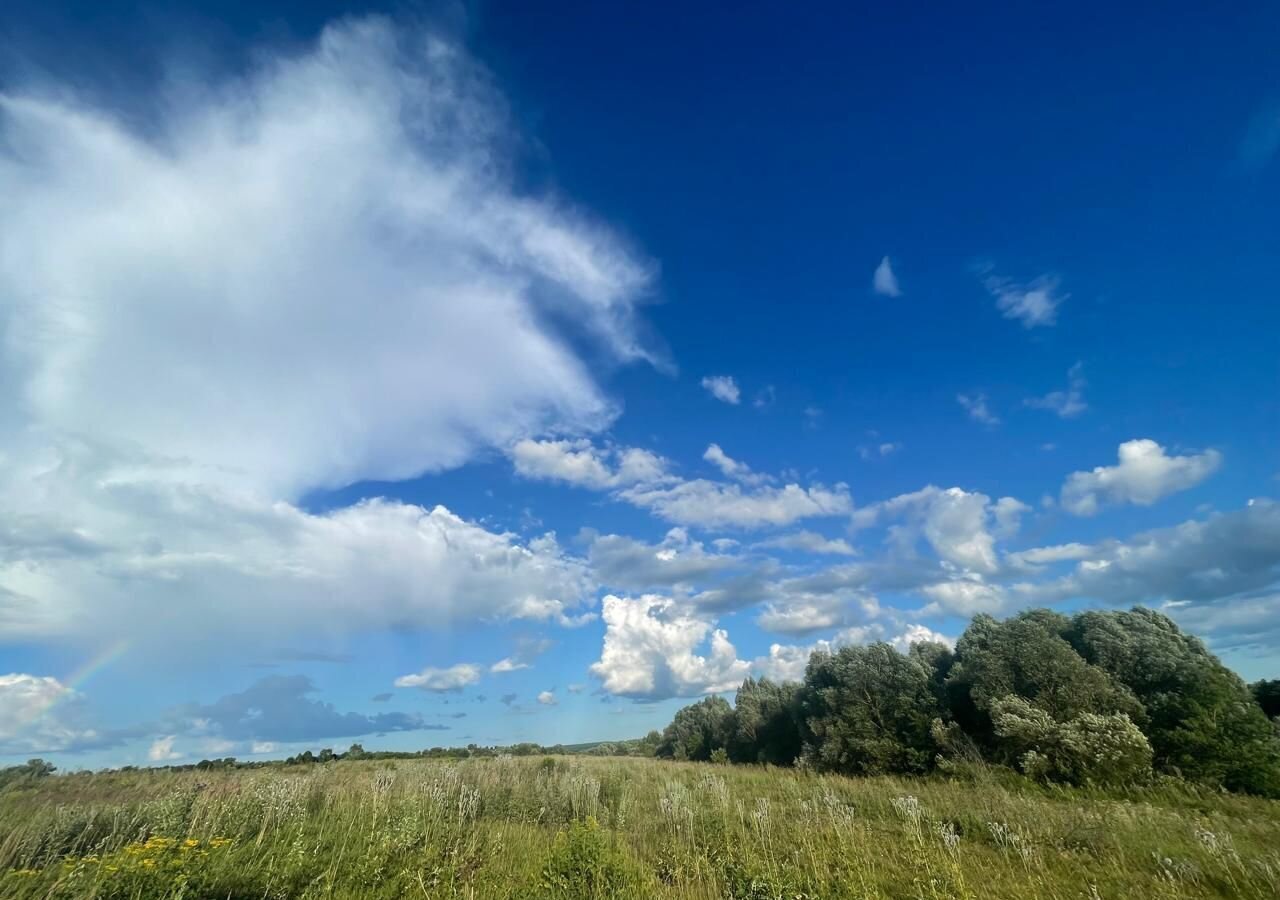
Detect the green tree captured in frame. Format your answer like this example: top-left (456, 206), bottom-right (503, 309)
top-left (798, 643), bottom-right (941, 775)
top-left (728, 677), bottom-right (802, 765)
top-left (655, 695), bottom-right (733, 762)
top-left (1069, 608), bottom-right (1280, 796)
top-left (946, 610), bottom-right (1139, 751)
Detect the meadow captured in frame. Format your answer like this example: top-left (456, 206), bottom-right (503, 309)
top-left (2, 754), bottom-right (1278, 899)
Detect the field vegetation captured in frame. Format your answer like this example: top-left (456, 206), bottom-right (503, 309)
top-left (3, 606), bottom-right (1279, 899)
top-left (3, 753), bottom-right (1280, 899)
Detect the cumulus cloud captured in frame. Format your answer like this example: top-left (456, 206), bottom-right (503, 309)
top-left (981, 270), bottom-right (1065, 328)
top-left (701, 375), bottom-right (741, 405)
top-left (873, 256), bottom-right (902, 297)
top-left (586, 528), bottom-right (738, 590)
top-left (754, 531), bottom-right (856, 556)
top-left (1026, 362), bottom-right (1087, 418)
top-left (395, 663), bottom-right (482, 692)
top-left (1060, 439), bottom-right (1222, 515)
top-left (853, 486), bottom-right (1021, 574)
top-left (0, 461), bottom-right (595, 650)
top-left (590, 595), bottom-right (751, 699)
top-left (0, 673), bottom-right (107, 754)
top-left (957, 393), bottom-right (1000, 425)
top-left (703, 444), bottom-right (770, 486)
top-left (536, 690), bottom-right (557, 706)
top-left (0, 18), bottom-right (658, 653)
top-left (619, 479), bottom-right (852, 530)
top-left (508, 439), bottom-right (670, 490)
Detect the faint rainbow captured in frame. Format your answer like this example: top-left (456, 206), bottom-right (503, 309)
top-left (12, 639), bottom-right (132, 738)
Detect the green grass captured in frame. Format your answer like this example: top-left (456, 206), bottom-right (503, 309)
top-left (2, 756), bottom-right (1278, 899)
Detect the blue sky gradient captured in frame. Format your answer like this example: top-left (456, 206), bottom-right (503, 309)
top-left (1, 1), bottom-right (1277, 768)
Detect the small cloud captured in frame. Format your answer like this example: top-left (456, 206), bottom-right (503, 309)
top-left (753, 385), bottom-right (776, 409)
top-left (980, 269), bottom-right (1064, 328)
top-left (1026, 362), bottom-right (1087, 418)
top-left (858, 442), bottom-right (901, 461)
top-left (701, 375), bottom-right (741, 405)
top-left (148, 735), bottom-right (182, 762)
top-left (1060, 439), bottom-right (1222, 515)
top-left (566, 684), bottom-right (585, 694)
top-left (537, 690), bottom-right (557, 706)
top-left (370, 692), bottom-right (392, 703)
top-left (803, 406), bottom-right (823, 429)
top-left (957, 392), bottom-right (1000, 425)
top-left (873, 256), bottom-right (902, 297)
top-left (394, 663), bottom-right (481, 693)
top-left (250, 741), bottom-right (277, 755)
top-left (499, 693), bottom-right (519, 707)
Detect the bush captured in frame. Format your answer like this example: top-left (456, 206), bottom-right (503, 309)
top-left (538, 817), bottom-right (647, 899)
top-left (991, 695), bottom-right (1152, 786)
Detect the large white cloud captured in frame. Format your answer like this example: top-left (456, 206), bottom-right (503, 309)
top-left (589, 595), bottom-right (751, 699)
top-left (0, 440), bottom-right (594, 649)
top-left (1060, 439), bottom-right (1221, 515)
top-left (0, 19), bottom-right (663, 651)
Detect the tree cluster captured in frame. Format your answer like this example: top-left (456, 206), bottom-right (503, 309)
top-left (655, 607), bottom-right (1280, 796)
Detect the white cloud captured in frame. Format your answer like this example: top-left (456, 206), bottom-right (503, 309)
top-left (873, 256), bottom-right (902, 297)
top-left (754, 530), bottom-right (856, 556)
top-left (250, 741), bottom-right (278, 755)
top-left (854, 486), bottom-right (1017, 574)
top-left (0, 19), bottom-right (657, 502)
top-left (859, 442), bottom-right (901, 461)
top-left (919, 578), bottom-right (1008, 616)
top-left (1005, 542), bottom-right (1095, 569)
top-left (394, 663), bottom-right (482, 692)
top-left (619, 479), bottom-right (852, 530)
top-left (1060, 439), bottom-right (1222, 515)
top-left (0, 673), bottom-right (104, 754)
top-left (703, 444), bottom-right (770, 486)
top-left (0, 454), bottom-right (595, 650)
top-left (701, 375), bottom-right (741, 405)
top-left (148, 735), bottom-right (182, 762)
top-left (586, 528), bottom-right (737, 590)
top-left (536, 690), bottom-right (557, 706)
top-left (0, 19), bottom-right (657, 653)
top-left (1026, 362), bottom-right (1087, 418)
top-left (489, 658), bottom-right (528, 673)
top-left (590, 595), bottom-right (750, 699)
top-left (509, 439), bottom-right (670, 490)
top-left (981, 270), bottom-right (1065, 328)
top-left (957, 393), bottom-right (1000, 425)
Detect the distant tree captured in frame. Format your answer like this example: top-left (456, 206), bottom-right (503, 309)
top-left (728, 678), bottom-right (802, 765)
top-left (655, 696), bottom-right (732, 762)
top-left (799, 643), bottom-right (941, 776)
top-left (1069, 608), bottom-right (1280, 796)
top-left (347, 743), bottom-right (366, 759)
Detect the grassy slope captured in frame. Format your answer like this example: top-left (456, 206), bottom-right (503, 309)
top-left (1, 755), bottom-right (1277, 899)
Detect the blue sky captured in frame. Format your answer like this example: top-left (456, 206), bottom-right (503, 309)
top-left (1, 1), bottom-right (1277, 768)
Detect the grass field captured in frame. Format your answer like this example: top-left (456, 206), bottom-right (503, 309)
top-left (2, 755), bottom-right (1278, 899)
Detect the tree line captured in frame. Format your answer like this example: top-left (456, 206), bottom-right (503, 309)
top-left (654, 607), bottom-right (1280, 797)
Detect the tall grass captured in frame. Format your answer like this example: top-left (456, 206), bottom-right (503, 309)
top-left (2, 755), bottom-right (1277, 898)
